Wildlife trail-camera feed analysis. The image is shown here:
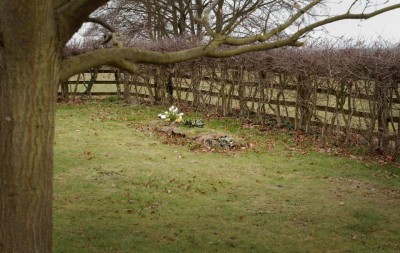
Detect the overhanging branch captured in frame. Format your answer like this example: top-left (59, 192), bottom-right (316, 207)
top-left (208, 40), bottom-right (304, 58)
top-left (56, 0), bottom-right (108, 44)
top-left (60, 44), bottom-right (216, 81)
top-left (60, 37), bottom-right (304, 82)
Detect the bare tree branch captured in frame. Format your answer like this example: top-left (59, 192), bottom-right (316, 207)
top-left (86, 17), bottom-right (116, 33)
top-left (60, 43), bottom-right (216, 80)
top-left (197, 0), bottom-right (219, 37)
top-left (289, 3), bottom-right (400, 42)
top-left (208, 39), bottom-right (304, 58)
top-left (56, 0), bottom-right (108, 43)
top-left (223, 0), bottom-right (321, 46)
top-left (60, 36), bottom-right (304, 81)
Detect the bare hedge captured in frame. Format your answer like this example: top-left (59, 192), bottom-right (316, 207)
top-left (63, 42), bottom-right (400, 155)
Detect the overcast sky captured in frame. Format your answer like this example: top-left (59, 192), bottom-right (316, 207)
top-left (313, 1), bottom-right (400, 43)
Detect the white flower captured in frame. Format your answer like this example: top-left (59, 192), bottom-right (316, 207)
top-left (158, 114), bottom-right (167, 119)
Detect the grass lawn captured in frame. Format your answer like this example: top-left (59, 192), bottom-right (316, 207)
top-left (53, 101), bottom-right (400, 253)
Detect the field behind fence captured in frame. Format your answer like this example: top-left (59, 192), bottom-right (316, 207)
top-left (61, 47), bottom-right (400, 155)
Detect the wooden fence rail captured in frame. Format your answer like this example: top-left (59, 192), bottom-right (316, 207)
top-left (61, 66), bottom-right (400, 154)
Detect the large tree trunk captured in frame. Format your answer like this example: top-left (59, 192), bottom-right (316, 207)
top-left (0, 1), bottom-right (60, 252)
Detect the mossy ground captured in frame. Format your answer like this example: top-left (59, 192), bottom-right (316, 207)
top-left (54, 101), bottom-right (400, 253)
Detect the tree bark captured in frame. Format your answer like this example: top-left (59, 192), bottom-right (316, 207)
top-left (0, 1), bottom-right (60, 252)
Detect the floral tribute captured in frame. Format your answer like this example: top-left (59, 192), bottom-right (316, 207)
top-left (158, 106), bottom-right (184, 123)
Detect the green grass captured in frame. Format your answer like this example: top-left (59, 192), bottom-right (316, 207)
top-left (54, 102), bottom-right (400, 253)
